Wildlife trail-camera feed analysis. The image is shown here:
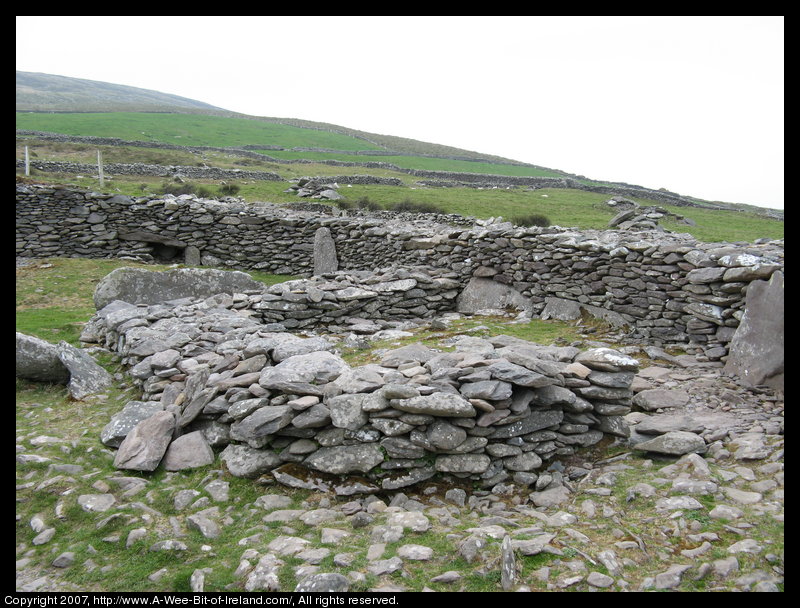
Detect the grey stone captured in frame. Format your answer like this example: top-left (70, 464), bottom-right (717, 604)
top-left (113, 410), bottom-right (176, 471)
top-left (52, 552), bottom-right (76, 568)
top-left (380, 343), bottom-right (437, 367)
top-left (230, 406), bottom-right (294, 443)
top-left (304, 444), bottom-right (384, 475)
top-left (259, 351), bottom-right (349, 388)
top-left (313, 227), bottom-right (339, 275)
top-left (327, 394), bottom-right (369, 430)
top-left (435, 454), bottom-right (491, 474)
top-left (15, 332), bottom-right (70, 383)
top-left (501, 535), bottom-right (516, 591)
top-left (77, 494), bottom-right (116, 513)
top-left (634, 415), bottom-right (705, 435)
top-left (459, 380), bottom-right (513, 401)
top-left (488, 360), bottom-right (555, 387)
top-left (426, 420), bottom-right (467, 450)
top-left (633, 388), bottom-right (691, 411)
top-left (291, 404), bottom-right (332, 429)
top-left (724, 271), bottom-right (784, 392)
top-left (295, 573), bottom-right (349, 592)
top-left (574, 348), bottom-right (639, 372)
top-left (94, 267), bottom-right (263, 309)
top-left (271, 337), bottom-right (335, 362)
top-left (393, 393), bottom-right (476, 418)
top-left (101, 401), bottom-right (164, 447)
top-left (456, 277), bottom-right (531, 314)
top-left (187, 511), bottom-right (221, 539)
top-left (635, 431), bottom-right (707, 456)
top-left (489, 410), bottom-right (564, 439)
top-left (386, 512), bottom-right (430, 532)
top-left (56, 341), bottom-right (113, 399)
top-left (161, 431), bottom-right (215, 471)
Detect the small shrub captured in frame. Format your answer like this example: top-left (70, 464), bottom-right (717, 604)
top-left (355, 196), bottom-right (382, 211)
top-left (335, 199), bottom-right (354, 210)
top-left (511, 213), bottom-right (551, 227)
top-left (218, 183), bottom-right (241, 196)
top-left (158, 181), bottom-right (196, 196)
top-left (158, 181), bottom-right (212, 198)
top-left (389, 198), bottom-right (446, 215)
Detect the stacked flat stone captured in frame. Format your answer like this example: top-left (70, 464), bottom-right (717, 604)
top-left (85, 283), bottom-right (639, 489)
top-left (16, 184), bottom-right (783, 360)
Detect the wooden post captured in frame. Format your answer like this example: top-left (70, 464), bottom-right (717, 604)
top-left (97, 150), bottom-right (104, 188)
top-left (25, 146), bottom-right (30, 176)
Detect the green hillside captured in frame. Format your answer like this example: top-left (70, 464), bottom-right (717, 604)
top-left (15, 73), bottom-right (783, 242)
top-left (16, 112), bottom-right (385, 151)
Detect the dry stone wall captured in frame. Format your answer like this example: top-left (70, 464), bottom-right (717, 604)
top-left (16, 183), bottom-right (784, 358)
top-left (17, 130), bottom-right (710, 207)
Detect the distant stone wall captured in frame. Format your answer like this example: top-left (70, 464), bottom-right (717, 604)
top-left (17, 130), bottom-right (708, 206)
top-left (16, 183), bottom-right (784, 358)
top-left (15, 159), bottom-right (283, 182)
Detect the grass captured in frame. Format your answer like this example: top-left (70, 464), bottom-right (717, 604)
top-left (259, 149), bottom-right (570, 179)
top-left (16, 258), bottom-right (295, 346)
top-left (17, 132), bottom-right (783, 243)
top-left (15, 258), bottom-right (783, 592)
top-left (16, 112), bottom-right (384, 151)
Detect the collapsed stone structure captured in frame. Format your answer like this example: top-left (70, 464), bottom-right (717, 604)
top-left (16, 182), bottom-right (784, 488)
top-left (82, 275), bottom-right (637, 489)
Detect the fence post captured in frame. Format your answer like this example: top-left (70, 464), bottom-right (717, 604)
top-left (25, 145), bottom-right (30, 176)
top-left (97, 150), bottom-right (104, 188)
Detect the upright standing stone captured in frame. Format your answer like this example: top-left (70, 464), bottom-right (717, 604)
top-left (723, 271), bottom-right (784, 393)
top-left (313, 227), bottom-right (338, 275)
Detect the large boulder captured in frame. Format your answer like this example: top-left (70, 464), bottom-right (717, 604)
top-left (16, 332), bottom-right (112, 399)
top-left (93, 267), bottom-right (264, 309)
top-left (456, 277), bottom-right (531, 314)
top-left (723, 271), bottom-right (784, 392)
top-left (56, 341), bottom-right (113, 400)
top-left (16, 332), bottom-right (70, 384)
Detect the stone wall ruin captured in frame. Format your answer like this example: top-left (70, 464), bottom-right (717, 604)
top-left (16, 182), bottom-right (784, 488)
top-left (85, 288), bottom-right (639, 490)
top-left (16, 183), bottom-right (784, 359)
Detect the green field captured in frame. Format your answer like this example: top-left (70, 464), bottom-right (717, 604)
top-left (260, 149), bottom-right (567, 178)
top-left (16, 112), bottom-right (384, 151)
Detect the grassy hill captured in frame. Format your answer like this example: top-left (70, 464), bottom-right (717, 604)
top-left (16, 72), bottom-right (783, 242)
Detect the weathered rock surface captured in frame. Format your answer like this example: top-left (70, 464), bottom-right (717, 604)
top-left (16, 332), bottom-right (112, 399)
top-left (16, 332), bottom-right (71, 384)
top-left (93, 267), bottom-right (263, 309)
top-left (723, 271), bottom-right (784, 392)
top-left (113, 411), bottom-right (176, 471)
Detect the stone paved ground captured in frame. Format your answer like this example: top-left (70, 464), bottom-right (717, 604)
top-left (15, 327), bottom-right (783, 593)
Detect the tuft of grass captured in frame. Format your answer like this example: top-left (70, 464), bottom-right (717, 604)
top-left (511, 212), bottom-right (551, 227)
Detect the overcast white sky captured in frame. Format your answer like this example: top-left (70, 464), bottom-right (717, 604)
top-left (17, 16), bottom-right (784, 209)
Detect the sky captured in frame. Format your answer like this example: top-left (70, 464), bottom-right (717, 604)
top-left (16, 16), bottom-right (784, 209)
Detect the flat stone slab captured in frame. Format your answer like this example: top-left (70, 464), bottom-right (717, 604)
top-left (113, 411), bottom-right (176, 471)
top-left (633, 431), bottom-right (707, 456)
top-left (94, 267), bottom-right (264, 309)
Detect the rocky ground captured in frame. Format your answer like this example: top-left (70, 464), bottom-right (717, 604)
top-left (15, 320), bottom-right (783, 593)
